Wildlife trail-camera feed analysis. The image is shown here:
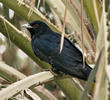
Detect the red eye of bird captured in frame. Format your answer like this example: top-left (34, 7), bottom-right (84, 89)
top-left (33, 24), bottom-right (39, 28)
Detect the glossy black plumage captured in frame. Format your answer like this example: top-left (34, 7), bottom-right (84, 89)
top-left (23, 20), bottom-right (92, 80)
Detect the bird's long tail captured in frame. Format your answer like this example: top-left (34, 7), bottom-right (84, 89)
top-left (83, 63), bottom-right (93, 80)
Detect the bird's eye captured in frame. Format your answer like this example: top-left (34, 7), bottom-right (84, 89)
top-left (33, 24), bottom-right (39, 28)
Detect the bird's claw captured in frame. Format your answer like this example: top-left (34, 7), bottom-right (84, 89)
top-left (44, 68), bottom-right (65, 77)
top-left (45, 68), bottom-right (58, 77)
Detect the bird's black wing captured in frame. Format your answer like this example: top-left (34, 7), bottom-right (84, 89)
top-left (32, 32), bottom-right (83, 61)
top-left (32, 32), bottom-right (92, 80)
top-left (32, 32), bottom-right (61, 62)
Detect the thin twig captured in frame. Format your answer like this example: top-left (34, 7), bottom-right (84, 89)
top-left (28, 0), bottom-right (35, 18)
top-left (60, 0), bottom-right (68, 53)
top-left (81, 0), bottom-right (85, 68)
top-left (37, 0), bottom-right (41, 9)
top-left (3, 18), bottom-right (11, 46)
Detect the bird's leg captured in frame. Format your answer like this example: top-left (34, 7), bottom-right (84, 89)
top-left (52, 67), bottom-right (67, 77)
top-left (45, 67), bottom-right (65, 78)
top-left (44, 68), bottom-right (58, 77)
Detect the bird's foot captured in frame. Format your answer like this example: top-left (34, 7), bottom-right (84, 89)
top-left (52, 68), bottom-right (65, 77)
top-left (44, 68), bottom-right (64, 77)
top-left (44, 68), bottom-right (58, 77)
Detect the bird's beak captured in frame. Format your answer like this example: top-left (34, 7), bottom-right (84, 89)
top-left (22, 24), bottom-right (33, 28)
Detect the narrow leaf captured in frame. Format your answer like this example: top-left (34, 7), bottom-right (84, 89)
top-left (81, 48), bottom-right (103, 100)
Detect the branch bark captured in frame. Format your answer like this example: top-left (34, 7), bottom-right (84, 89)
top-left (0, 61), bottom-right (58, 100)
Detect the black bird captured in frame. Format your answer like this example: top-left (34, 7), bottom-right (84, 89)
top-left (23, 20), bottom-right (92, 80)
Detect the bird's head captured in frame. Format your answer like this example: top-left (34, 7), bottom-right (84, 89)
top-left (22, 20), bottom-right (50, 37)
